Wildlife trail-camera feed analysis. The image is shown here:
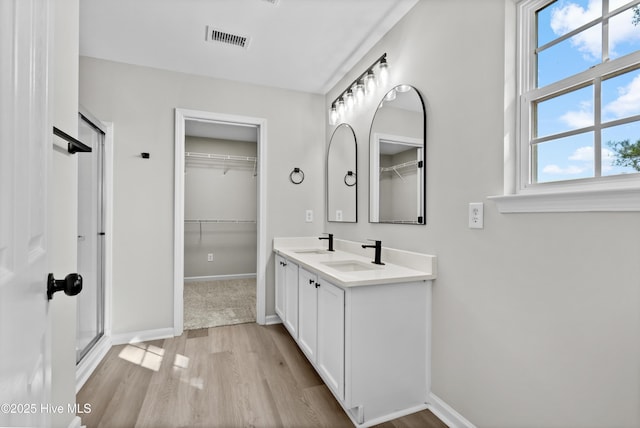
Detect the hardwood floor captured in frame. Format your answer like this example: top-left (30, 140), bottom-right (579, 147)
top-left (77, 323), bottom-right (447, 428)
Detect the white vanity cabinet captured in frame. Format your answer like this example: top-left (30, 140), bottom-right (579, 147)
top-left (341, 279), bottom-right (429, 426)
top-left (273, 238), bottom-right (436, 427)
top-left (298, 267), bottom-right (345, 400)
top-left (275, 254), bottom-right (299, 338)
top-left (277, 255), bottom-right (430, 427)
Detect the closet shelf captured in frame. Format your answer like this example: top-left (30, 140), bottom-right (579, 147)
top-left (185, 152), bottom-right (256, 163)
top-left (185, 151), bottom-right (257, 176)
top-left (380, 160), bottom-right (420, 181)
top-left (380, 159), bottom-right (419, 173)
top-left (185, 219), bottom-right (256, 224)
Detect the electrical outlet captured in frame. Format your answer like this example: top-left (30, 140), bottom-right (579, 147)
top-left (468, 202), bottom-right (484, 229)
top-left (335, 210), bottom-right (343, 221)
top-left (207, 253), bottom-right (214, 262)
top-left (305, 210), bottom-right (313, 223)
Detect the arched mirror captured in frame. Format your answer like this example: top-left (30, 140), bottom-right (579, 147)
top-left (327, 123), bottom-right (357, 222)
top-left (369, 85), bottom-right (425, 224)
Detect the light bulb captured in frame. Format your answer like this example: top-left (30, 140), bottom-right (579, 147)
top-left (329, 106), bottom-right (338, 125)
top-left (354, 81), bottom-right (365, 103)
top-left (365, 70), bottom-right (376, 93)
top-left (384, 89), bottom-right (396, 102)
top-left (345, 90), bottom-right (355, 109)
top-left (396, 84), bottom-right (412, 93)
top-left (337, 99), bottom-right (345, 117)
top-left (378, 57), bottom-right (389, 85)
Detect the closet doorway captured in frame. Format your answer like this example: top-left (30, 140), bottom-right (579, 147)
top-left (184, 122), bottom-right (257, 329)
top-left (174, 109), bottom-right (267, 335)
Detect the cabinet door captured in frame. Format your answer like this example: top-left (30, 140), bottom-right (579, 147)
top-left (316, 279), bottom-right (345, 400)
top-left (283, 259), bottom-right (299, 338)
top-left (298, 267), bottom-right (318, 362)
top-left (274, 255), bottom-right (286, 321)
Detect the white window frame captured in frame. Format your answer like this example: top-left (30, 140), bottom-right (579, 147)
top-left (491, 0), bottom-right (640, 212)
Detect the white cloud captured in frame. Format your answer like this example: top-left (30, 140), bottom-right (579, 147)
top-left (543, 146), bottom-right (615, 176)
top-left (568, 145), bottom-right (594, 161)
top-left (551, 1), bottom-right (601, 60)
top-left (560, 108), bottom-right (593, 128)
top-left (551, 1), bottom-right (640, 60)
top-left (603, 74), bottom-right (640, 119)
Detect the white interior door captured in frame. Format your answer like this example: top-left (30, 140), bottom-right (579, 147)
top-left (0, 0), bottom-right (52, 426)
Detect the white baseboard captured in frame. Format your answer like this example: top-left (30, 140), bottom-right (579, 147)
top-left (353, 403), bottom-right (429, 427)
top-left (264, 314), bottom-right (282, 325)
top-left (428, 393), bottom-right (476, 428)
top-left (184, 273), bottom-right (256, 282)
top-left (68, 415), bottom-right (84, 428)
top-left (110, 328), bottom-right (175, 346)
top-left (76, 335), bottom-right (112, 393)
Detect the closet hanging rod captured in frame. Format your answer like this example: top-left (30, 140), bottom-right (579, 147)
top-left (184, 219), bottom-right (256, 224)
top-left (185, 152), bottom-right (256, 162)
top-left (379, 159), bottom-right (419, 173)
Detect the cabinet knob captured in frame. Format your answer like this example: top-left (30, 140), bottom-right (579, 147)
top-left (315, 282), bottom-right (320, 288)
top-left (309, 279), bottom-right (314, 285)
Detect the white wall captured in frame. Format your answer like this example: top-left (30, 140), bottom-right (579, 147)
top-left (325, 0), bottom-right (640, 427)
top-left (51, 0), bottom-right (79, 426)
top-left (79, 57), bottom-right (325, 333)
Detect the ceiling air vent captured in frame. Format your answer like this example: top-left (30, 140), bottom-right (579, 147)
top-left (205, 26), bottom-right (250, 49)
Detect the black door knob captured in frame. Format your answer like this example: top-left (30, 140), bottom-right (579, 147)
top-left (47, 273), bottom-right (83, 300)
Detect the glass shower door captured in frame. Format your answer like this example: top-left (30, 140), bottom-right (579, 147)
top-left (76, 114), bottom-right (105, 364)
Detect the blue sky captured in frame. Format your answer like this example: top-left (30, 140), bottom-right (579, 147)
top-left (534, 0), bottom-right (640, 182)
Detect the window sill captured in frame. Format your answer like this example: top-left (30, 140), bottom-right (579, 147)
top-left (489, 187), bottom-right (640, 213)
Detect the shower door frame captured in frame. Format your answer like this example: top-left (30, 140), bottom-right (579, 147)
top-left (75, 107), bottom-right (114, 392)
top-left (76, 112), bottom-right (106, 363)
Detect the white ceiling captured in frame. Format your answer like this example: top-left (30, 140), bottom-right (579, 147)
top-left (79, 0), bottom-right (419, 95)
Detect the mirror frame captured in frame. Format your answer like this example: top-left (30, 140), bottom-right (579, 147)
top-left (368, 85), bottom-right (426, 225)
top-left (326, 123), bottom-right (358, 223)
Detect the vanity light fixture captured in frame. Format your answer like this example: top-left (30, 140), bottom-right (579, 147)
top-left (328, 53), bottom-right (388, 125)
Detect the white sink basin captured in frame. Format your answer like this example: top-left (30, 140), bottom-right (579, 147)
top-left (322, 260), bottom-right (381, 272)
top-left (294, 249), bottom-right (329, 255)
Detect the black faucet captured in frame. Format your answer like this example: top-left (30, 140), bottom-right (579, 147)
top-left (319, 233), bottom-right (334, 251)
top-left (362, 240), bottom-right (384, 265)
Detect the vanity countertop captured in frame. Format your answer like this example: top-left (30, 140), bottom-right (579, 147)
top-left (273, 237), bottom-right (437, 288)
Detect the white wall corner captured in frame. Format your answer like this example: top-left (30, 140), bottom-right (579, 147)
top-left (428, 393), bottom-right (476, 428)
top-left (264, 314), bottom-right (282, 325)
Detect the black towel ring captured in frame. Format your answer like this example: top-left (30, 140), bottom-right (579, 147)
top-left (289, 167), bottom-right (304, 184)
top-left (344, 171), bottom-right (356, 187)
